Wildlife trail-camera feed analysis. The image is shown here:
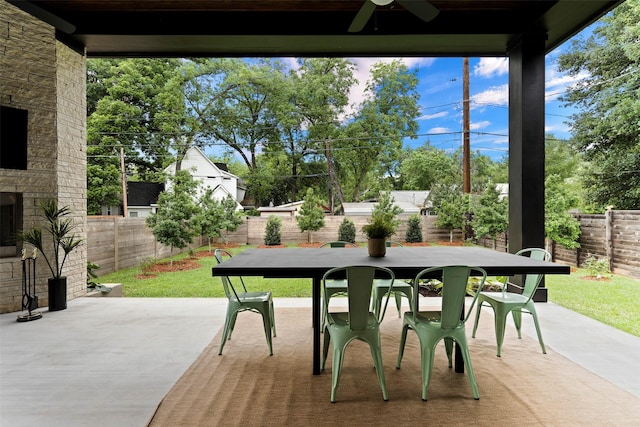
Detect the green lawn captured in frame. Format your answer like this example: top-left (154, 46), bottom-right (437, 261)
top-left (545, 270), bottom-right (640, 337)
top-left (96, 244), bottom-right (640, 337)
top-left (98, 245), bottom-right (314, 298)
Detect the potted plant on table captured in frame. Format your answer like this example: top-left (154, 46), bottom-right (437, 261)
top-left (19, 200), bottom-right (83, 311)
top-left (361, 193), bottom-right (402, 257)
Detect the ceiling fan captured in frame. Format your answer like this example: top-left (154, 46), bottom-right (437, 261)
top-left (348, 0), bottom-right (439, 33)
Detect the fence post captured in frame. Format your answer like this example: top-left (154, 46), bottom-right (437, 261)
top-left (605, 206), bottom-right (614, 272)
top-left (113, 217), bottom-right (119, 271)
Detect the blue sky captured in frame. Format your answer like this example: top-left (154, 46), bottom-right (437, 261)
top-left (336, 27), bottom-right (593, 162)
top-left (284, 22), bottom-right (595, 162)
top-left (207, 23), bottom-right (596, 164)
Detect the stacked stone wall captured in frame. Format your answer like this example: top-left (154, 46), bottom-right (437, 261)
top-left (0, 2), bottom-right (87, 313)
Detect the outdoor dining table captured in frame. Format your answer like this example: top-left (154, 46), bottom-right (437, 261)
top-left (212, 245), bottom-right (570, 375)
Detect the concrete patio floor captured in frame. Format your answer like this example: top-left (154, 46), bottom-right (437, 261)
top-left (1, 297), bottom-right (639, 427)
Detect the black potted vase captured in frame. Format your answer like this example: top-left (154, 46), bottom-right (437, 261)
top-left (48, 277), bottom-right (67, 311)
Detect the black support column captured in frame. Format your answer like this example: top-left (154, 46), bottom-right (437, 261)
top-left (508, 33), bottom-right (548, 301)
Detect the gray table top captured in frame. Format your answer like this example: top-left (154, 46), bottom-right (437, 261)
top-left (212, 246), bottom-right (570, 279)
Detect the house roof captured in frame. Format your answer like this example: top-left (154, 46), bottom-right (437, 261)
top-left (9, 1), bottom-right (622, 57)
top-left (164, 146), bottom-right (239, 181)
top-left (390, 191), bottom-right (430, 208)
top-left (342, 201), bottom-right (419, 215)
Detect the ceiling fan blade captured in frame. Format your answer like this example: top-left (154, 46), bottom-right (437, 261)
top-left (348, 1), bottom-right (377, 33)
top-left (396, 0), bottom-right (440, 23)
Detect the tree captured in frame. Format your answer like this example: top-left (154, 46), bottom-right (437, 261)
top-left (405, 214), bottom-right (423, 243)
top-left (337, 217), bottom-right (356, 243)
top-left (199, 190), bottom-right (244, 252)
top-left (332, 60), bottom-right (421, 201)
top-left (471, 185), bottom-right (508, 248)
top-left (198, 190), bottom-right (224, 253)
top-left (557, 2), bottom-right (640, 210)
top-left (86, 58), bottom-right (183, 214)
top-left (399, 143), bottom-right (455, 191)
top-left (270, 58), bottom-right (355, 202)
top-left (436, 191), bottom-right (469, 242)
top-left (264, 216), bottom-right (282, 246)
top-left (218, 195), bottom-right (244, 243)
top-left (146, 170), bottom-right (201, 265)
top-left (545, 174), bottom-right (581, 249)
top-left (296, 188), bottom-right (326, 243)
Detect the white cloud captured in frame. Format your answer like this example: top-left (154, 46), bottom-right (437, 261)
top-left (471, 84), bottom-right (508, 107)
top-left (473, 58), bottom-right (508, 78)
top-left (427, 126), bottom-right (451, 134)
top-left (545, 65), bottom-right (589, 102)
top-left (418, 111), bottom-right (448, 121)
top-left (470, 120), bottom-right (491, 130)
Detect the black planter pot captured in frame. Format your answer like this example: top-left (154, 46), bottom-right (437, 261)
top-left (48, 277), bottom-right (67, 311)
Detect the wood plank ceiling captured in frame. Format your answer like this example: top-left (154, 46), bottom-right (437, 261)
top-left (8, 0), bottom-right (622, 57)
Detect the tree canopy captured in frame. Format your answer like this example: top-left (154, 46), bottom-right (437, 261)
top-left (557, 1), bottom-right (640, 210)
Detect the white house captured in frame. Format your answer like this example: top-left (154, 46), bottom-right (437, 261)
top-left (164, 146), bottom-right (246, 211)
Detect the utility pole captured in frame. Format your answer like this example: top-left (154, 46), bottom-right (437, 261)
top-left (462, 57), bottom-right (471, 194)
top-left (462, 58), bottom-right (474, 242)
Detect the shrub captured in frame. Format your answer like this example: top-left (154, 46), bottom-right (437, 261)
top-left (405, 214), bottom-right (423, 243)
top-left (583, 253), bottom-right (610, 279)
top-left (264, 216), bottom-right (282, 246)
top-left (337, 218), bottom-right (356, 243)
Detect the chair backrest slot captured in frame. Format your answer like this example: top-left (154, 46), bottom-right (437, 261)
top-left (322, 265), bottom-right (395, 330)
top-left (214, 249), bottom-right (245, 301)
top-left (413, 265), bottom-right (486, 328)
top-left (516, 248), bottom-right (552, 301)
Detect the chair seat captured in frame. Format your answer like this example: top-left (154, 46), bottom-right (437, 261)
top-left (233, 291), bottom-right (272, 303)
top-left (327, 311), bottom-right (378, 330)
top-left (372, 279), bottom-right (413, 318)
top-left (478, 291), bottom-right (529, 304)
top-left (325, 280), bottom-right (348, 290)
top-left (404, 310), bottom-right (442, 324)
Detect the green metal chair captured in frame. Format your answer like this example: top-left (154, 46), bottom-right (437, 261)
top-left (214, 249), bottom-right (276, 356)
top-left (371, 241), bottom-right (413, 318)
top-left (397, 265), bottom-right (486, 401)
top-left (319, 241), bottom-right (358, 329)
top-left (321, 265), bottom-right (395, 403)
top-left (472, 247), bottom-right (551, 357)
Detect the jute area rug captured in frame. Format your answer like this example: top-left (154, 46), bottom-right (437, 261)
top-left (148, 307), bottom-right (640, 426)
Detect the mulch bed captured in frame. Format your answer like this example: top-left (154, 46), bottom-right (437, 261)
top-left (435, 240), bottom-right (464, 246)
top-left (133, 240), bottom-right (465, 278)
top-left (134, 258), bottom-right (201, 278)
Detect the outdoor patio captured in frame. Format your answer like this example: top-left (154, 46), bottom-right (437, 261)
top-left (1, 297), bottom-right (639, 426)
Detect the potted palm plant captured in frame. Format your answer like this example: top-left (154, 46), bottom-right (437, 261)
top-left (19, 200), bottom-right (83, 311)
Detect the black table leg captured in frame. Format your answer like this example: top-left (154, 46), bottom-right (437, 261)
top-left (312, 276), bottom-right (321, 375)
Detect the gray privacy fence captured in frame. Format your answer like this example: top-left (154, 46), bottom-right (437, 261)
top-left (478, 209), bottom-right (640, 280)
top-left (87, 215), bottom-right (457, 275)
top-left (86, 217), bottom-right (206, 275)
top-left (88, 210), bottom-right (640, 279)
